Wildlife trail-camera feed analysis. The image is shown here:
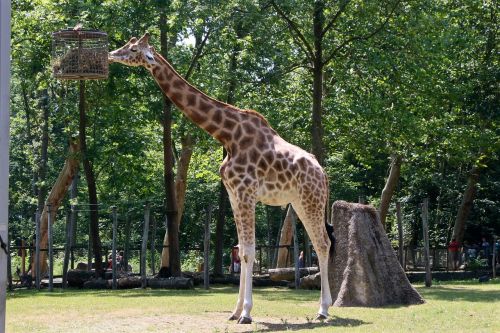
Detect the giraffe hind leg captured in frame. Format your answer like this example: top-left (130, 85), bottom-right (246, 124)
top-left (292, 202), bottom-right (332, 319)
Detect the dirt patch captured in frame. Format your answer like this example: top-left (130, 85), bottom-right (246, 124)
top-left (37, 311), bottom-right (332, 333)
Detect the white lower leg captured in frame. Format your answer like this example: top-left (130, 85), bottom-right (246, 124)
top-left (230, 260), bottom-right (246, 319)
top-left (317, 257), bottom-right (332, 317)
top-left (240, 245), bottom-right (255, 320)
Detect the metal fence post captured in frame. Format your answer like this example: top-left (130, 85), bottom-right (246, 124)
top-left (47, 204), bottom-right (54, 292)
top-left (291, 209), bottom-right (300, 289)
top-left (35, 209), bottom-right (41, 290)
top-left (203, 207), bottom-right (211, 290)
top-left (141, 203), bottom-right (150, 288)
top-left (112, 206), bottom-right (117, 290)
top-left (422, 198), bottom-right (432, 287)
top-left (396, 202), bottom-right (404, 269)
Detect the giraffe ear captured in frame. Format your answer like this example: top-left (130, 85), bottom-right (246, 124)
top-left (138, 32), bottom-right (150, 45)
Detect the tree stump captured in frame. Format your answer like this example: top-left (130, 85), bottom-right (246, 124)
top-left (328, 201), bottom-right (424, 307)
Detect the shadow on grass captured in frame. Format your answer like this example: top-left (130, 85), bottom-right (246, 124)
top-left (416, 285), bottom-right (500, 303)
top-left (254, 315), bottom-right (369, 332)
top-left (7, 285), bottom-right (241, 299)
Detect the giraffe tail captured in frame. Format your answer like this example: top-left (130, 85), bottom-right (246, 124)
top-left (324, 174), bottom-right (335, 256)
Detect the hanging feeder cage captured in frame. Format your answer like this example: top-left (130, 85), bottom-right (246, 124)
top-left (52, 29), bottom-right (108, 80)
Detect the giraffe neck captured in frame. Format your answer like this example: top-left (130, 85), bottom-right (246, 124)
top-left (148, 52), bottom-right (244, 148)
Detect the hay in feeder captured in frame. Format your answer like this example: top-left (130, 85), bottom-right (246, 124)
top-left (52, 29), bottom-right (108, 80)
top-left (52, 47), bottom-right (108, 78)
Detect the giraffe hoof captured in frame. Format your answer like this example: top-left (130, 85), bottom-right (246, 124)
top-left (315, 313), bottom-right (328, 321)
top-left (228, 314), bottom-right (239, 321)
top-left (237, 316), bottom-right (252, 324)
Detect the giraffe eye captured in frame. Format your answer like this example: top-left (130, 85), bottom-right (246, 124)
top-left (131, 48), bottom-right (137, 52)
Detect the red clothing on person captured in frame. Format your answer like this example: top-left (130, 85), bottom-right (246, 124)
top-left (448, 240), bottom-right (460, 252)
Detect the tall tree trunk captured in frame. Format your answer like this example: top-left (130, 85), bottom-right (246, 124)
top-left (311, 0), bottom-right (325, 166)
top-left (31, 138), bottom-right (80, 277)
top-left (379, 154), bottom-right (402, 230)
top-left (214, 148), bottom-right (228, 276)
top-left (276, 205), bottom-right (294, 268)
top-left (157, 6), bottom-right (181, 278)
top-left (160, 134), bottom-right (193, 270)
top-left (78, 80), bottom-right (103, 277)
top-left (214, 38), bottom-right (240, 275)
top-left (452, 166), bottom-right (480, 244)
top-left (36, 89), bottom-right (50, 214)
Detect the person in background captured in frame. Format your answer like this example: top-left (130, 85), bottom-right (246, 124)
top-left (298, 251), bottom-right (305, 268)
top-left (231, 245), bottom-right (240, 274)
top-left (495, 238), bottom-right (500, 265)
top-left (448, 238), bottom-right (460, 271)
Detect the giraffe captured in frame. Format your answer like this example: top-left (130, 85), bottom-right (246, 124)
top-left (109, 33), bottom-right (335, 324)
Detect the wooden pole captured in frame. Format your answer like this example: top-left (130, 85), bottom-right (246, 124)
top-left (123, 212), bottom-right (131, 272)
top-left (6, 241), bottom-right (12, 291)
top-left (47, 204), bottom-right (53, 291)
top-left (304, 232), bottom-right (311, 267)
top-left (422, 198), bottom-right (432, 287)
top-left (62, 209), bottom-right (72, 289)
top-left (141, 203), bottom-right (150, 288)
top-left (358, 195), bottom-right (366, 204)
top-left (35, 209), bottom-right (41, 290)
top-left (150, 213), bottom-right (156, 276)
top-left (204, 207), bottom-right (211, 290)
top-left (112, 206), bottom-right (117, 290)
top-left (492, 241), bottom-right (496, 278)
top-left (291, 209), bottom-right (300, 289)
top-left (87, 208), bottom-right (92, 272)
top-left (70, 174), bottom-right (78, 270)
top-left (21, 239), bottom-right (26, 275)
top-left (396, 201), bottom-right (404, 269)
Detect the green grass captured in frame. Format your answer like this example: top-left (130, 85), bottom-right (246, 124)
top-left (6, 279), bottom-right (500, 333)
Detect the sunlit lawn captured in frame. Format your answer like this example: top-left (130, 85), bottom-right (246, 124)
top-left (6, 279), bottom-right (500, 333)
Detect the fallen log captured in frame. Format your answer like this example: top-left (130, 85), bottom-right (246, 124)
top-left (268, 267), bottom-right (319, 281)
top-left (83, 278), bottom-right (109, 289)
top-left (299, 272), bottom-right (321, 290)
top-left (67, 269), bottom-right (93, 288)
top-left (147, 277), bottom-right (194, 289)
top-left (328, 201), bottom-right (425, 307)
top-left (117, 276), bottom-right (141, 289)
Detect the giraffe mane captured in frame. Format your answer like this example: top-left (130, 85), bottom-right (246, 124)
top-left (152, 50), bottom-right (271, 127)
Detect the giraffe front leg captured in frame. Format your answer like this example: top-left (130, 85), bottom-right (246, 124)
top-left (237, 242), bottom-right (255, 324)
top-left (228, 247), bottom-right (245, 321)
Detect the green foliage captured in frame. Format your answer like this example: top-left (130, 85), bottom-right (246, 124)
top-left (7, 0), bottom-right (499, 259)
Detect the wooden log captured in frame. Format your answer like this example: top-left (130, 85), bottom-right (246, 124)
top-left (268, 267), bottom-right (319, 281)
top-left (67, 269), bottom-right (94, 288)
top-left (328, 201), bottom-right (424, 307)
top-left (83, 279), bottom-right (109, 289)
top-left (117, 276), bottom-right (142, 289)
top-left (299, 272), bottom-right (321, 290)
top-left (146, 277), bottom-right (194, 289)
top-left (31, 139), bottom-right (80, 278)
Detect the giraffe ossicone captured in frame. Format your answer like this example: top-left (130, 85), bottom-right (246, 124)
top-left (109, 32), bottom-right (334, 323)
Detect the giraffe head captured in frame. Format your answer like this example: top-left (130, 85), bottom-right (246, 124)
top-left (108, 32), bottom-right (157, 67)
